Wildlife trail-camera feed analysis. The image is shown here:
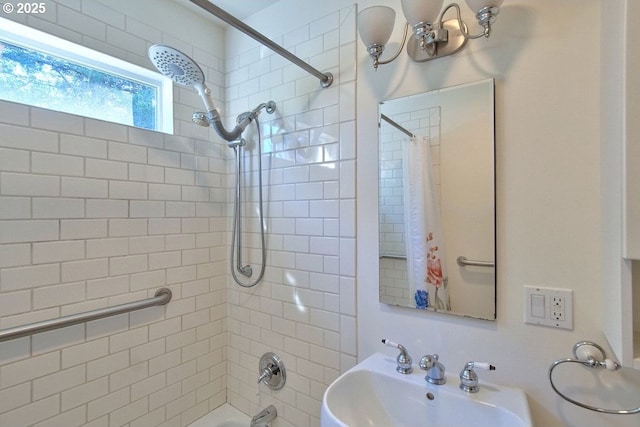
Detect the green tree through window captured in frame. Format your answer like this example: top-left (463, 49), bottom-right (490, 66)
top-left (0, 40), bottom-right (157, 130)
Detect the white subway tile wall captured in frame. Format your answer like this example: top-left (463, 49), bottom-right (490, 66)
top-left (0, 1), bottom-right (356, 427)
top-left (223, 7), bottom-right (357, 426)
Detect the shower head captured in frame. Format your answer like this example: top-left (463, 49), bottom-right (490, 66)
top-left (148, 44), bottom-right (216, 112)
top-left (148, 44), bottom-right (204, 87)
top-left (148, 45), bottom-right (276, 142)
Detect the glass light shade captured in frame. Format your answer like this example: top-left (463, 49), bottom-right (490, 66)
top-left (465, 0), bottom-right (504, 12)
top-left (358, 6), bottom-right (396, 47)
top-left (400, 0), bottom-right (444, 26)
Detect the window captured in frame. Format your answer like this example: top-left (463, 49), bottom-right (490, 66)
top-left (0, 17), bottom-right (173, 133)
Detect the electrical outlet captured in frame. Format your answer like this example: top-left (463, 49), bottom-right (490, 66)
top-left (551, 296), bottom-right (565, 320)
top-left (524, 286), bottom-right (573, 330)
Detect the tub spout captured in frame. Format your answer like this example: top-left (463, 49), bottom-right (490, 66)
top-left (250, 405), bottom-right (277, 427)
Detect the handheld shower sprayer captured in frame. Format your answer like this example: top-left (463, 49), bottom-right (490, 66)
top-left (148, 44), bottom-right (214, 109)
top-left (237, 101), bottom-right (277, 124)
top-left (148, 44), bottom-right (275, 141)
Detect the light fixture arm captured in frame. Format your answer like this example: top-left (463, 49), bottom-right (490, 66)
top-left (438, 3), bottom-right (462, 32)
top-left (372, 23), bottom-right (410, 69)
top-left (438, 2), bottom-right (498, 40)
top-left (438, 3), bottom-right (472, 39)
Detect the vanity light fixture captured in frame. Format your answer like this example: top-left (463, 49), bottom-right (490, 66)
top-left (358, 0), bottom-right (504, 69)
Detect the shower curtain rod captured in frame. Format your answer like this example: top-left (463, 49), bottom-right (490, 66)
top-left (190, 0), bottom-right (334, 88)
top-left (380, 114), bottom-right (415, 138)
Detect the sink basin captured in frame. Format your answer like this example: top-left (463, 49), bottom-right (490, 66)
top-left (321, 353), bottom-right (532, 427)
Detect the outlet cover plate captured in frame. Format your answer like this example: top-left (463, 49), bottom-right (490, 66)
top-left (524, 286), bottom-right (573, 330)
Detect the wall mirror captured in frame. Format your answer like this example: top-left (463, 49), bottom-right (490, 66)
top-left (378, 79), bottom-right (496, 321)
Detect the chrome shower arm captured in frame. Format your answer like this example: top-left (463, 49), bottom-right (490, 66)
top-left (208, 109), bottom-right (251, 142)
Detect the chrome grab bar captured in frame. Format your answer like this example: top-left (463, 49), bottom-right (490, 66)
top-left (0, 288), bottom-right (172, 343)
top-left (456, 256), bottom-right (495, 268)
top-left (379, 254), bottom-right (408, 260)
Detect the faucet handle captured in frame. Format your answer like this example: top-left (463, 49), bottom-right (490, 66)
top-left (459, 361), bottom-right (495, 393)
top-left (419, 354), bottom-right (437, 370)
top-left (382, 339), bottom-right (413, 374)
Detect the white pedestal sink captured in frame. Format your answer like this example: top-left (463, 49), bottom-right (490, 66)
top-left (321, 353), bottom-right (532, 427)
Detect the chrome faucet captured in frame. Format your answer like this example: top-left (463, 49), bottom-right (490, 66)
top-left (459, 361), bottom-right (495, 393)
top-left (419, 354), bottom-right (446, 385)
top-left (250, 405), bottom-right (277, 427)
top-left (382, 339), bottom-right (413, 374)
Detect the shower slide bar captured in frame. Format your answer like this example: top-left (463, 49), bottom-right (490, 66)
top-left (0, 288), bottom-right (172, 343)
top-left (380, 114), bottom-right (415, 138)
top-left (456, 256), bottom-right (495, 268)
top-left (189, 0), bottom-right (333, 88)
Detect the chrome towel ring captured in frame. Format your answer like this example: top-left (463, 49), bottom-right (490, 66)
top-left (548, 341), bottom-right (640, 415)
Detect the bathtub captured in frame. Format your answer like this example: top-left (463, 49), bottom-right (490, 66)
top-left (188, 404), bottom-right (250, 427)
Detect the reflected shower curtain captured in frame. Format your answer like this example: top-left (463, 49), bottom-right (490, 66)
top-left (403, 136), bottom-right (451, 311)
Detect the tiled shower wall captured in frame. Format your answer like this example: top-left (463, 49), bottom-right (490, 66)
top-left (0, 1), bottom-right (231, 426)
top-left (222, 5), bottom-right (357, 427)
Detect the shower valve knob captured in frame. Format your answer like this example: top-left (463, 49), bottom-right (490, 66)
top-left (257, 352), bottom-right (286, 390)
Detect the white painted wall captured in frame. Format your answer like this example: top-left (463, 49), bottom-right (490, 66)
top-left (354, 0), bottom-right (637, 426)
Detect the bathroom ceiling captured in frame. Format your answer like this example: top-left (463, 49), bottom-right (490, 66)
top-left (183, 0), bottom-right (281, 22)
